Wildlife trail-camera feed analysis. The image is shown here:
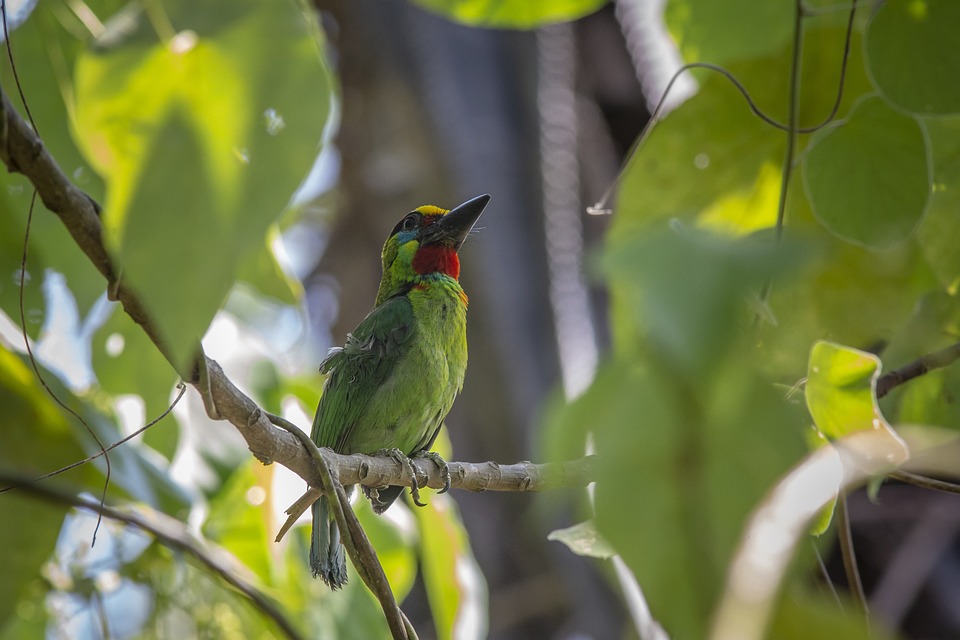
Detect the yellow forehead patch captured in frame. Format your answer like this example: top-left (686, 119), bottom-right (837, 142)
top-left (414, 205), bottom-right (449, 216)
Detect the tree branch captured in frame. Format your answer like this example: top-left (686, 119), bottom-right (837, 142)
top-left (0, 84), bottom-right (598, 498)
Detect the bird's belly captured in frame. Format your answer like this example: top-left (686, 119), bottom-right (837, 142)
top-left (336, 287), bottom-right (466, 456)
top-left (343, 335), bottom-right (463, 455)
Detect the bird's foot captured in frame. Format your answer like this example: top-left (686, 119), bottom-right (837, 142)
top-left (372, 448), bottom-right (427, 507)
top-left (411, 450), bottom-right (451, 494)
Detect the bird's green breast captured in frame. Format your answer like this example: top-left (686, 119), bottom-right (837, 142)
top-left (335, 275), bottom-right (467, 455)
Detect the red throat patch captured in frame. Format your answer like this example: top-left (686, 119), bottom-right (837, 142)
top-left (412, 245), bottom-right (460, 278)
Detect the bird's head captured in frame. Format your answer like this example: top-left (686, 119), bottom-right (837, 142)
top-left (376, 194), bottom-right (490, 303)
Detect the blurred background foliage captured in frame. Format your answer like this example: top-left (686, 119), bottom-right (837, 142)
top-left (0, 0), bottom-right (959, 638)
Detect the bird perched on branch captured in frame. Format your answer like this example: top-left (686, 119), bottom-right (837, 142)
top-left (310, 194), bottom-right (490, 589)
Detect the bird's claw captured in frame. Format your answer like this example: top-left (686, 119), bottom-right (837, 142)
top-left (412, 450), bottom-right (451, 494)
top-left (373, 448), bottom-right (426, 507)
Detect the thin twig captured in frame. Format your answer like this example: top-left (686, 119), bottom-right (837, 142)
top-left (775, 0), bottom-right (804, 241)
top-left (836, 492), bottom-right (869, 619)
top-left (890, 470), bottom-right (960, 495)
top-left (876, 341), bottom-right (960, 399)
top-left (0, 472), bottom-right (305, 640)
top-left (2, 0), bottom-right (41, 133)
top-left (17, 188), bottom-right (111, 544)
top-left (811, 539), bottom-right (843, 609)
top-left (0, 383), bottom-right (187, 495)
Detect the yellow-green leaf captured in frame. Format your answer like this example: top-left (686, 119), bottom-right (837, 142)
top-left (73, 0), bottom-right (333, 371)
top-left (805, 341), bottom-right (889, 439)
top-left (412, 0), bottom-right (604, 29)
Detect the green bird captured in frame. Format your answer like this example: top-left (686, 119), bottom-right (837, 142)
top-left (310, 194), bottom-right (490, 589)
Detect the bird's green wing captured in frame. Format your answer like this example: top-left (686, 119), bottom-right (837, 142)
top-left (311, 294), bottom-right (416, 451)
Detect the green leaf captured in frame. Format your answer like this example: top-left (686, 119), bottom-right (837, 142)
top-left (866, 0), bottom-right (960, 115)
top-left (804, 427), bottom-right (836, 537)
top-left (803, 95), bottom-right (931, 249)
top-left (917, 116), bottom-right (960, 291)
top-left (411, 0), bottom-right (604, 28)
top-left (547, 520), bottom-right (615, 559)
top-left (573, 358), bottom-right (806, 639)
top-left (805, 341), bottom-right (891, 439)
top-left (0, 349), bottom-right (82, 630)
top-left (414, 495), bottom-right (487, 640)
top-left (764, 188), bottom-right (937, 368)
top-left (203, 459), bottom-right (274, 585)
top-left (803, 342), bottom-right (910, 511)
top-left (605, 225), bottom-right (805, 376)
top-left (665, 0), bottom-right (792, 65)
top-left (769, 587), bottom-right (891, 640)
top-left (0, 577), bottom-right (49, 639)
top-left (73, 0), bottom-right (333, 372)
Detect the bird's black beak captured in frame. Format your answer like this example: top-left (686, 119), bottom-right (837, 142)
top-left (429, 194), bottom-right (490, 251)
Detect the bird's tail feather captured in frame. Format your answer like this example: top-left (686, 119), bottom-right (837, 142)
top-left (310, 495), bottom-right (348, 589)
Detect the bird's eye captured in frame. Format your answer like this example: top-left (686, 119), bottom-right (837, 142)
top-left (401, 214), bottom-right (420, 232)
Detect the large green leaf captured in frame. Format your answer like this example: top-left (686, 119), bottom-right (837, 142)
top-left (605, 225), bottom-right (805, 377)
top-left (865, 0), bottom-right (960, 115)
top-left (761, 185), bottom-right (938, 374)
top-left (411, 0), bottom-right (604, 28)
top-left (803, 96), bottom-right (931, 249)
top-left (665, 0), bottom-right (793, 65)
top-left (577, 224), bottom-right (809, 638)
top-left (73, 0), bottom-right (333, 372)
top-left (567, 357), bottom-right (805, 639)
